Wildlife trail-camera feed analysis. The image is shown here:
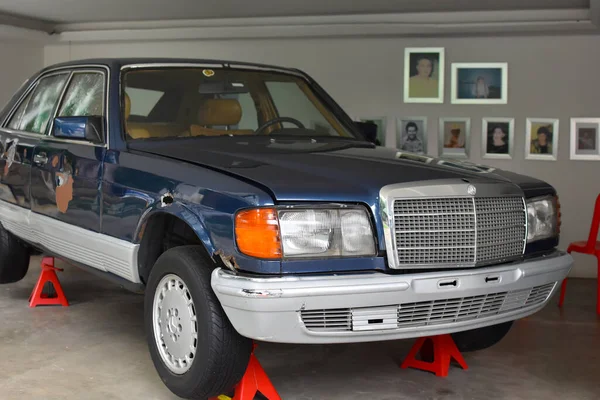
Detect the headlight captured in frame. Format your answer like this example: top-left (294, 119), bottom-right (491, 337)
top-left (235, 206), bottom-right (376, 259)
top-left (526, 196), bottom-right (558, 243)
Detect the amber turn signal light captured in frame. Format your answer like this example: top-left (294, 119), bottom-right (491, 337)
top-left (235, 208), bottom-right (282, 259)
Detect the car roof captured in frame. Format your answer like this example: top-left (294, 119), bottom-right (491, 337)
top-left (40, 57), bottom-right (303, 75)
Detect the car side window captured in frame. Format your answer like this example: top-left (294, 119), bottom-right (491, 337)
top-left (7, 73), bottom-right (69, 134)
top-left (58, 72), bottom-right (105, 118)
top-left (6, 89), bottom-right (35, 130)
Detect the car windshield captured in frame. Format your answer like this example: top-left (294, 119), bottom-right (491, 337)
top-left (122, 66), bottom-right (359, 141)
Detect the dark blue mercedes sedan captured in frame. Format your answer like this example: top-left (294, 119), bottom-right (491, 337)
top-left (0, 58), bottom-right (572, 399)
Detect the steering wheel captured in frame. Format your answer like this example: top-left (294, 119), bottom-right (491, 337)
top-left (255, 117), bottom-right (305, 135)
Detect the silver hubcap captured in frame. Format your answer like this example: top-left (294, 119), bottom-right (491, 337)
top-left (153, 274), bottom-right (198, 374)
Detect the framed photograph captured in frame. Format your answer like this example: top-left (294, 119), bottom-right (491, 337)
top-left (404, 47), bottom-right (445, 104)
top-left (439, 117), bottom-right (471, 158)
top-left (481, 117), bottom-right (514, 159)
top-left (451, 62), bottom-right (508, 104)
top-left (396, 117), bottom-right (427, 154)
top-left (525, 118), bottom-right (559, 160)
top-left (358, 117), bottom-right (387, 146)
top-left (570, 118), bottom-right (600, 160)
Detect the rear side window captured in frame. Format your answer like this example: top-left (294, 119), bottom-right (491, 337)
top-left (7, 90), bottom-right (34, 130)
top-left (58, 72), bottom-right (105, 117)
top-left (7, 73), bottom-right (69, 134)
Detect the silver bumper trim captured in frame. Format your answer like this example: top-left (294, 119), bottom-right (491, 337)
top-left (211, 251), bottom-right (572, 344)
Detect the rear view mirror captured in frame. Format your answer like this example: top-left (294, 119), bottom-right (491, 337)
top-left (53, 116), bottom-right (104, 144)
top-left (198, 80), bottom-right (249, 95)
top-left (354, 121), bottom-right (380, 145)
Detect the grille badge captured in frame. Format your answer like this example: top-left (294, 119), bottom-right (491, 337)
top-left (467, 185), bottom-right (477, 196)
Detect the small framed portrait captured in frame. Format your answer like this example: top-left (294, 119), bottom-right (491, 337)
top-left (570, 118), bottom-right (600, 160)
top-left (439, 117), bottom-right (471, 158)
top-left (525, 118), bottom-right (559, 160)
top-left (396, 117), bottom-right (427, 154)
top-left (403, 47), bottom-right (445, 104)
top-left (358, 117), bottom-right (387, 146)
top-left (481, 117), bottom-right (514, 159)
top-left (451, 62), bottom-right (508, 104)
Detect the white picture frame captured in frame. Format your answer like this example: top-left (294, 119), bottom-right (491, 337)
top-left (404, 47), bottom-right (445, 104)
top-left (451, 62), bottom-right (508, 105)
top-left (570, 118), bottom-right (600, 161)
top-left (438, 117), bottom-right (471, 159)
top-left (481, 117), bottom-right (514, 160)
top-left (396, 117), bottom-right (428, 154)
top-left (525, 118), bottom-right (559, 161)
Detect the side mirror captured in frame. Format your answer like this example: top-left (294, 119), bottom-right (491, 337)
top-left (53, 116), bottom-right (104, 144)
top-left (354, 121), bottom-right (380, 145)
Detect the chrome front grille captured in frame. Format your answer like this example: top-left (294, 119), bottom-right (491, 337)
top-left (300, 282), bottom-right (556, 332)
top-left (393, 196), bottom-right (526, 267)
top-left (474, 197), bottom-right (527, 264)
top-left (300, 309), bottom-right (352, 331)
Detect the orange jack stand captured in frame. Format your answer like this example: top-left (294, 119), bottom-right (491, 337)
top-left (400, 334), bottom-right (468, 377)
top-left (29, 256), bottom-right (69, 308)
top-left (210, 343), bottom-right (281, 400)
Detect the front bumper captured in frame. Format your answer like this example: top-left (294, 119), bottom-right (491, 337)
top-left (211, 251), bottom-right (572, 344)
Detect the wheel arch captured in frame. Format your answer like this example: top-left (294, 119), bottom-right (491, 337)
top-left (134, 202), bottom-right (218, 284)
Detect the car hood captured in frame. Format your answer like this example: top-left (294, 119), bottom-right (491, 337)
top-left (128, 137), bottom-right (554, 202)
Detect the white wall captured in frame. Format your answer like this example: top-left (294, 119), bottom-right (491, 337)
top-left (0, 41), bottom-right (43, 108)
top-left (45, 35), bottom-right (600, 278)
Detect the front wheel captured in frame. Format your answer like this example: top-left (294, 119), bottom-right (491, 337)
top-left (450, 321), bottom-right (514, 352)
top-left (144, 246), bottom-right (252, 399)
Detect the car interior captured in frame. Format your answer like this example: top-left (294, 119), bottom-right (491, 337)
top-left (121, 67), bottom-right (351, 140)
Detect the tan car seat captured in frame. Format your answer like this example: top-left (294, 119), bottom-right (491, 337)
top-left (123, 93), bottom-right (151, 139)
top-left (189, 99), bottom-right (253, 137)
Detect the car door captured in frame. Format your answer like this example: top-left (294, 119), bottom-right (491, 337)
top-left (0, 72), bottom-right (71, 209)
top-left (30, 68), bottom-right (107, 233)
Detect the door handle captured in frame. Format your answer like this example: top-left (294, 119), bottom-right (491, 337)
top-left (33, 152), bottom-right (48, 166)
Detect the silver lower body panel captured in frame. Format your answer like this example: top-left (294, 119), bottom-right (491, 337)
top-left (211, 251), bottom-right (572, 344)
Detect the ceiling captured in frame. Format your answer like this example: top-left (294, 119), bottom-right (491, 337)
top-left (0, 0), bottom-right (595, 42)
top-left (0, 0), bottom-right (590, 25)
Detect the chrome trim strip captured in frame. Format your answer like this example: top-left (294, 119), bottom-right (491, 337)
top-left (0, 200), bottom-right (139, 283)
top-left (472, 197), bottom-right (478, 262)
top-left (379, 179), bottom-right (525, 270)
top-left (119, 62), bottom-right (306, 78)
top-left (523, 197), bottom-right (529, 252)
top-left (0, 128), bottom-right (106, 148)
top-left (43, 136), bottom-right (107, 147)
top-left (0, 129), bottom-right (46, 140)
top-left (121, 62), bottom-right (224, 70)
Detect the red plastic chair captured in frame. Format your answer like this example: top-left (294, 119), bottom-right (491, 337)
top-left (558, 193), bottom-right (600, 315)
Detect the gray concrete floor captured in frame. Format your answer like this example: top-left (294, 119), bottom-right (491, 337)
top-left (0, 255), bottom-right (599, 400)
